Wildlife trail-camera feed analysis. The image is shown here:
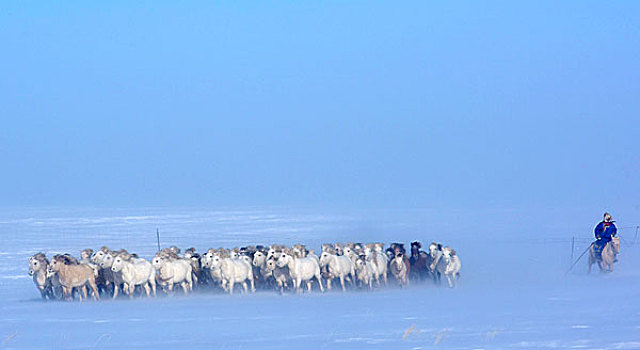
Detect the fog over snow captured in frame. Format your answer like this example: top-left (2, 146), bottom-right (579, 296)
top-left (1, 207), bottom-right (639, 349)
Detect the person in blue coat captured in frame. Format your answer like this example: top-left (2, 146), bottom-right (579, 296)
top-left (593, 212), bottom-right (617, 258)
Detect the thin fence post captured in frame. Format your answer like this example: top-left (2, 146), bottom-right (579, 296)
top-left (156, 228), bottom-right (161, 252)
top-left (571, 236), bottom-right (575, 264)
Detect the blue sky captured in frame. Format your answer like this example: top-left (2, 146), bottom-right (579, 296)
top-left (1, 1), bottom-right (639, 210)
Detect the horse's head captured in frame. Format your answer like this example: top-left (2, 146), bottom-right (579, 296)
top-left (611, 237), bottom-right (621, 254)
top-left (394, 252), bottom-right (405, 270)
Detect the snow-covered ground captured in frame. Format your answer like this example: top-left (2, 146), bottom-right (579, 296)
top-left (1, 207), bottom-right (638, 349)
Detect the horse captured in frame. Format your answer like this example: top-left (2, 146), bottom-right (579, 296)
top-left (588, 236), bottom-right (620, 273)
top-left (409, 241), bottom-right (429, 281)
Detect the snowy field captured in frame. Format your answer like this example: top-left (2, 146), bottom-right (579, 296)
top-left (0, 207), bottom-right (639, 349)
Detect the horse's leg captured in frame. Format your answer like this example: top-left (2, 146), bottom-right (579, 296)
top-left (597, 260), bottom-right (603, 273)
top-left (229, 278), bottom-right (236, 295)
top-left (192, 273), bottom-right (198, 286)
top-left (315, 273), bottom-right (325, 292)
top-left (89, 281), bottom-right (100, 301)
top-left (112, 284), bottom-right (119, 299)
top-left (447, 274), bottom-right (454, 288)
top-left (339, 275), bottom-right (346, 292)
top-left (187, 273), bottom-right (193, 292)
top-left (306, 280), bottom-right (312, 292)
top-left (326, 278), bottom-right (332, 291)
top-left (242, 281), bottom-right (248, 293)
top-left (295, 277), bottom-right (302, 293)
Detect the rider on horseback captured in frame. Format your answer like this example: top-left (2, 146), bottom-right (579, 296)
top-left (593, 212), bottom-right (617, 259)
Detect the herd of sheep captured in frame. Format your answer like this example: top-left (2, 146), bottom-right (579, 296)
top-left (28, 241), bottom-right (462, 301)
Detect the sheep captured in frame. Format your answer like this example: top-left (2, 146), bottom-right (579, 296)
top-left (275, 249), bottom-right (324, 293)
top-left (110, 252), bottom-right (156, 298)
top-left (152, 253), bottom-right (193, 294)
top-left (319, 249), bottom-right (355, 292)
